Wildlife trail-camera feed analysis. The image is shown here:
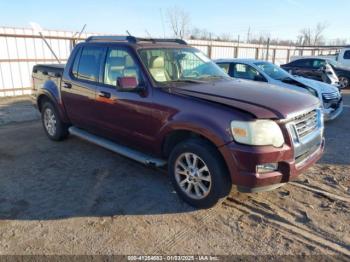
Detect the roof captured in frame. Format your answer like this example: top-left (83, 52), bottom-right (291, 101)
top-left (214, 58), bottom-right (269, 64)
top-left (85, 35), bottom-right (188, 47)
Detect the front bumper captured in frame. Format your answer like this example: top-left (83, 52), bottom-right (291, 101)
top-left (323, 101), bottom-right (343, 121)
top-left (219, 108), bottom-right (324, 193)
top-left (219, 138), bottom-right (324, 193)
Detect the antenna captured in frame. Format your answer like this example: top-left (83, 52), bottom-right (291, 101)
top-left (145, 30), bottom-right (152, 38)
top-left (159, 8), bottom-right (166, 38)
top-left (30, 22), bottom-right (61, 64)
top-left (126, 30), bottom-right (132, 36)
top-left (75, 24), bottom-right (87, 39)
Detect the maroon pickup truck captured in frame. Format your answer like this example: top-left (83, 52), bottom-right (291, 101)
top-left (32, 36), bottom-right (324, 208)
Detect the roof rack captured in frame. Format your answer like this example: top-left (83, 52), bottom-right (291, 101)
top-left (85, 35), bottom-right (187, 45)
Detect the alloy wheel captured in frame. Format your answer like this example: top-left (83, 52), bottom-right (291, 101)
top-left (174, 152), bottom-right (212, 200)
top-left (339, 77), bottom-right (349, 89)
top-left (44, 108), bottom-right (57, 136)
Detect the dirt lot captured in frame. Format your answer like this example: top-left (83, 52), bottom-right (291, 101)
top-left (0, 92), bottom-right (349, 258)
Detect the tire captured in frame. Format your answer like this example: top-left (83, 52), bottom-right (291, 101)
top-left (41, 101), bottom-right (68, 141)
top-left (168, 139), bottom-right (231, 208)
top-left (338, 76), bottom-right (349, 89)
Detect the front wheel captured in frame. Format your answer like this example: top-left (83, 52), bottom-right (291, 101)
top-left (41, 101), bottom-right (68, 141)
top-left (168, 139), bottom-right (231, 208)
top-left (339, 76), bottom-right (349, 89)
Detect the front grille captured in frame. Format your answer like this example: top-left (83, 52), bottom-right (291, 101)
top-left (291, 110), bottom-right (318, 139)
top-left (322, 92), bottom-right (339, 101)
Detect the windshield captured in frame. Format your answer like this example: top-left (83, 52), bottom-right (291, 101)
top-left (138, 48), bottom-right (229, 85)
top-left (327, 59), bottom-right (340, 68)
top-left (254, 62), bottom-right (290, 81)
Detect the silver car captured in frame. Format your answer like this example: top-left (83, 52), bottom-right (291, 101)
top-left (215, 59), bottom-right (343, 121)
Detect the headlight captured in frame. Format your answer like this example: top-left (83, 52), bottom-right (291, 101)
top-left (231, 120), bottom-right (284, 147)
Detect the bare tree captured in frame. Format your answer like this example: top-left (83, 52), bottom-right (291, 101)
top-left (298, 22), bottom-right (328, 46)
top-left (167, 7), bottom-right (190, 39)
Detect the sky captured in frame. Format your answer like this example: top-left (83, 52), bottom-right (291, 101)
top-left (1, 0), bottom-right (349, 42)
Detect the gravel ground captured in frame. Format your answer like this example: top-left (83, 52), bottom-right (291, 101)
top-left (0, 92), bottom-right (349, 258)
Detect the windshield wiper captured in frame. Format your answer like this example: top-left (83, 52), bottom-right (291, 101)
top-left (167, 79), bottom-right (205, 84)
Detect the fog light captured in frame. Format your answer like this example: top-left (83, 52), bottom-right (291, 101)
top-left (256, 163), bottom-right (278, 174)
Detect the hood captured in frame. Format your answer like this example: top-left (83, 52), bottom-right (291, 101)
top-left (295, 76), bottom-right (339, 93)
top-left (172, 79), bottom-right (320, 119)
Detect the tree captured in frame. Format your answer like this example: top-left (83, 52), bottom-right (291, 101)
top-left (167, 7), bottom-right (191, 39)
top-left (298, 22), bottom-right (328, 46)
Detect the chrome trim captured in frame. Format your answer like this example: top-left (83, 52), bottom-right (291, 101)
top-left (277, 105), bottom-right (321, 124)
top-left (285, 108), bottom-right (324, 161)
top-left (69, 127), bottom-right (167, 167)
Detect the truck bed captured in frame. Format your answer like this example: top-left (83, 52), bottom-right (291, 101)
top-left (32, 64), bottom-right (66, 96)
top-left (33, 64), bottom-right (65, 76)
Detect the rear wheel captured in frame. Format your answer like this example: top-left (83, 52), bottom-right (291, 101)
top-left (41, 101), bottom-right (68, 141)
top-left (168, 139), bottom-right (231, 208)
top-left (339, 76), bottom-right (349, 89)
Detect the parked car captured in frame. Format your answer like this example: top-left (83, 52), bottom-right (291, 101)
top-left (31, 36), bottom-right (324, 208)
top-left (281, 58), bottom-right (350, 89)
top-left (335, 47), bottom-right (350, 68)
top-left (215, 59), bottom-right (343, 121)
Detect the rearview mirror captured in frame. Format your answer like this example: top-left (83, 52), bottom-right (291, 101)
top-left (117, 77), bottom-right (141, 92)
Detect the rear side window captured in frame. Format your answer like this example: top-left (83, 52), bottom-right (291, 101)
top-left (293, 59), bottom-right (312, 67)
top-left (232, 63), bottom-right (261, 81)
top-left (312, 59), bottom-right (326, 69)
top-left (76, 46), bottom-right (105, 82)
top-left (344, 50), bottom-right (350, 60)
top-left (217, 63), bottom-right (230, 74)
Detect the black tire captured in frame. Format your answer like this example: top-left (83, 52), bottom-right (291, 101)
top-left (41, 101), bottom-right (68, 141)
top-left (168, 138), bottom-right (231, 208)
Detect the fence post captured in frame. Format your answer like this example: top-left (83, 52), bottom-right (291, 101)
top-left (286, 49), bottom-right (291, 63)
top-left (272, 49), bottom-right (276, 63)
top-left (208, 45), bottom-right (212, 59)
top-left (234, 46), bottom-right (239, 58)
top-left (255, 48), bottom-right (259, 59)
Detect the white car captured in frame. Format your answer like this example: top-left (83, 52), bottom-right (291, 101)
top-left (335, 47), bottom-right (350, 68)
top-left (215, 59), bottom-right (343, 121)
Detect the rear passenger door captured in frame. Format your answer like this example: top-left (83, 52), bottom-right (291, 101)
top-left (61, 45), bottom-right (106, 129)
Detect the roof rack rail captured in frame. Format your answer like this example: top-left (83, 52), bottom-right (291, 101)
top-left (85, 36), bottom-right (187, 45)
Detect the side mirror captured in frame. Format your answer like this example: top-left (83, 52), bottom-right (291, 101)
top-left (117, 76), bottom-right (141, 92)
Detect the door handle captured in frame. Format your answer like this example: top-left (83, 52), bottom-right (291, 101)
top-left (98, 91), bottom-right (111, 99)
top-left (63, 82), bottom-right (72, 89)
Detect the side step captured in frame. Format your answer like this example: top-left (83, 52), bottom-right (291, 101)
top-left (68, 127), bottom-right (167, 167)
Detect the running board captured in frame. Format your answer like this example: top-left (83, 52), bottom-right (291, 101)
top-left (68, 127), bottom-right (167, 167)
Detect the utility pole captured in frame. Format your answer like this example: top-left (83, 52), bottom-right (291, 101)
top-left (247, 26), bottom-right (251, 43)
top-left (266, 38), bottom-right (271, 61)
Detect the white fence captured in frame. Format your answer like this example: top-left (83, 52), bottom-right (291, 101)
top-left (0, 26), bottom-right (343, 97)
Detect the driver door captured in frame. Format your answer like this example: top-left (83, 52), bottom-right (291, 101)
top-left (93, 47), bottom-right (158, 152)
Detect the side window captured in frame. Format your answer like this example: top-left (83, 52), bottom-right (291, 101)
top-left (104, 48), bottom-right (142, 86)
top-left (71, 47), bottom-right (82, 78)
top-left (294, 59), bottom-right (312, 68)
top-left (233, 63), bottom-right (261, 81)
top-left (76, 46), bottom-right (105, 82)
top-left (312, 59), bottom-right (326, 69)
top-left (217, 63), bottom-right (231, 74)
top-left (343, 50), bottom-right (350, 60)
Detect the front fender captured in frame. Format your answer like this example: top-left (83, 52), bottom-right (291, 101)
top-left (155, 112), bottom-right (233, 153)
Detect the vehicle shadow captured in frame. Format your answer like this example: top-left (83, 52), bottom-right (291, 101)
top-left (319, 101), bottom-right (350, 166)
top-left (0, 99), bottom-right (195, 220)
